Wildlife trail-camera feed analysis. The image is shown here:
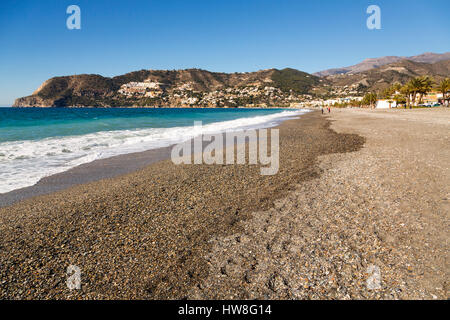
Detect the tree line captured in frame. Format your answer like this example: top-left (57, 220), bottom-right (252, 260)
top-left (359, 77), bottom-right (450, 108)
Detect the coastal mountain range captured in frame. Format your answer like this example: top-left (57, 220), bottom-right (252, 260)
top-left (313, 52), bottom-right (450, 77)
top-left (13, 68), bottom-right (323, 108)
top-left (13, 52), bottom-right (450, 108)
top-left (327, 59), bottom-right (450, 95)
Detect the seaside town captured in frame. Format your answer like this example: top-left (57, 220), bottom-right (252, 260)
top-left (115, 76), bottom-right (450, 109)
top-left (116, 79), bottom-right (303, 108)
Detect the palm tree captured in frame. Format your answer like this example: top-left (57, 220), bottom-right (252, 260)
top-left (437, 78), bottom-right (450, 106)
top-left (400, 83), bottom-right (413, 109)
top-left (393, 93), bottom-right (406, 106)
top-left (404, 76), bottom-right (434, 107)
top-left (381, 82), bottom-right (402, 100)
top-left (392, 82), bottom-right (402, 93)
top-left (417, 76), bottom-right (433, 105)
top-left (407, 77), bottom-right (423, 107)
top-left (362, 92), bottom-right (377, 108)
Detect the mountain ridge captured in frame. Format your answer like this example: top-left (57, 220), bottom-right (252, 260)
top-left (314, 52), bottom-right (450, 77)
top-left (13, 57), bottom-right (450, 108)
top-left (13, 68), bottom-right (323, 108)
top-left (326, 59), bottom-right (450, 95)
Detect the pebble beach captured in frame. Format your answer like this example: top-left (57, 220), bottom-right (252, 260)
top-left (0, 108), bottom-right (448, 300)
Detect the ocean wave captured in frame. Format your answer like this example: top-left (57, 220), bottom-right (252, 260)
top-left (0, 109), bottom-right (308, 193)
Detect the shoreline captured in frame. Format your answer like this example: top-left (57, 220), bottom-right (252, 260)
top-left (9, 105), bottom-right (303, 109)
top-left (0, 108), bottom-right (307, 208)
top-left (0, 111), bottom-right (365, 299)
top-left (0, 146), bottom-right (173, 208)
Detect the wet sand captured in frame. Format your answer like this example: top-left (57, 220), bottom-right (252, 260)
top-left (0, 146), bottom-right (173, 208)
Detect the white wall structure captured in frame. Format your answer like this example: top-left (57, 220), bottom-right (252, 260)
top-left (376, 99), bottom-right (397, 109)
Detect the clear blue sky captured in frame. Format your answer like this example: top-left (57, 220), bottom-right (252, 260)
top-left (0, 0), bottom-right (449, 105)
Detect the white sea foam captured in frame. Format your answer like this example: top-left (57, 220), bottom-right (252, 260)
top-left (0, 109), bottom-right (308, 193)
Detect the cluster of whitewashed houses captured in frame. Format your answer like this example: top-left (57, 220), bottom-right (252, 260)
top-left (118, 80), bottom-right (164, 98)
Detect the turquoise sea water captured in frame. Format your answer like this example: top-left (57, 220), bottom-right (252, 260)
top-left (0, 107), bottom-right (307, 193)
top-left (0, 108), bottom-right (292, 142)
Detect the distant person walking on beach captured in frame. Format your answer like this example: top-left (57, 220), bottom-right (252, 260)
top-left (321, 108), bottom-right (324, 114)
top-left (328, 107), bottom-right (331, 113)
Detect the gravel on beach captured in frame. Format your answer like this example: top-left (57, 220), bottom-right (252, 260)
top-left (0, 111), bottom-right (363, 299)
top-left (189, 108), bottom-right (449, 300)
top-left (0, 108), bottom-right (448, 300)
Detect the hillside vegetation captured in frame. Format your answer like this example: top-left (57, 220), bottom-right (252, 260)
top-left (14, 68), bottom-right (322, 108)
top-left (13, 59), bottom-right (450, 108)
